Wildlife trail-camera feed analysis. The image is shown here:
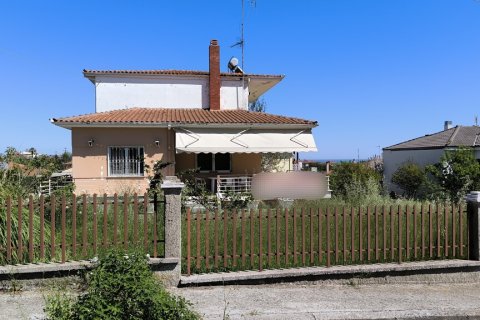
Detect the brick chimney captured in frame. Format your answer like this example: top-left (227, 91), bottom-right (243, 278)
top-left (209, 40), bottom-right (220, 111)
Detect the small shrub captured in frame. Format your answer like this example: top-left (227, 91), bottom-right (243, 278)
top-left (45, 250), bottom-right (199, 320)
top-left (426, 147), bottom-right (480, 203)
top-left (44, 292), bottom-right (74, 320)
top-left (329, 162), bottom-right (381, 198)
top-left (391, 162), bottom-right (426, 199)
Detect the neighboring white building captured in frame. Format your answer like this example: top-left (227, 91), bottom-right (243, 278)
top-left (383, 121), bottom-right (480, 194)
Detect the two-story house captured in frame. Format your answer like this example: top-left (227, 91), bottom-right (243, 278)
top-left (51, 40), bottom-right (318, 195)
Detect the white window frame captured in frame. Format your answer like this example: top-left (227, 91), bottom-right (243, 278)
top-left (107, 146), bottom-right (145, 177)
top-left (196, 153), bottom-right (231, 173)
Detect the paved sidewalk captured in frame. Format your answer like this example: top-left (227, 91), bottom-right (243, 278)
top-left (171, 281), bottom-right (480, 319)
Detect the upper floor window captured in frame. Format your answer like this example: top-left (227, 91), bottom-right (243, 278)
top-left (108, 146), bottom-right (144, 177)
top-left (197, 153), bottom-right (231, 173)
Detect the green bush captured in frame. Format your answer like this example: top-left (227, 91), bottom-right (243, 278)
top-left (391, 162), bottom-right (426, 199)
top-left (329, 162), bottom-right (382, 203)
top-left (426, 147), bottom-right (480, 203)
top-left (45, 250), bottom-right (199, 320)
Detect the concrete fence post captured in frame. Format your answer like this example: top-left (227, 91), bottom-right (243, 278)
top-left (466, 191), bottom-right (480, 260)
top-left (161, 176), bottom-right (185, 259)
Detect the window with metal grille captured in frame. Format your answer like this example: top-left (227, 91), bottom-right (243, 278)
top-left (108, 146), bottom-right (144, 176)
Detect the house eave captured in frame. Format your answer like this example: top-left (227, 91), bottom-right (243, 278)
top-left (51, 121), bottom-right (316, 130)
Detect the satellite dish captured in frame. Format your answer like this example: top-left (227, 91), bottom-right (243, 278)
top-left (227, 57), bottom-right (244, 74)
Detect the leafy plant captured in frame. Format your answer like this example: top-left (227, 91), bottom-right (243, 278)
top-left (146, 160), bottom-right (174, 193)
top-left (426, 147), bottom-right (480, 203)
top-left (221, 191), bottom-right (254, 211)
top-left (391, 162), bottom-right (426, 199)
top-left (45, 250), bottom-right (199, 320)
top-left (329, 162), bottom-right (381, 202)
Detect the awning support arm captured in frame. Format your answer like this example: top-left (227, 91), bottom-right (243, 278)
top-left (230, 129), bottom-right (250, 148)
top-left (177, 128), bottom-right (200, 148)
top-left (290, 130), bottom-right (309, 148)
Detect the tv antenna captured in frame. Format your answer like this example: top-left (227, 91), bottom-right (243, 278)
top-left (230, 0), bottom-right (257, 109)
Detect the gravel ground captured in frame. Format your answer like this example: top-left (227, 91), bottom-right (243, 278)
top-left (2, 281), bottom-right (480, 319)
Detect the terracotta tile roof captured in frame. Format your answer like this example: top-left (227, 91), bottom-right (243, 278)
top-left (52, 108), bottom-right (317, 127)
top-left (384, 126), bottom-right (480, 150)
top-left (83, 69), bottom-right (284, 78)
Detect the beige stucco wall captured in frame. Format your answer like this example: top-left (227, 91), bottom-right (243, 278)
top-left (72, 127), bottom-right (175, 195)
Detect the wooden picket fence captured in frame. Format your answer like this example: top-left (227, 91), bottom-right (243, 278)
top-left (183, 204), bottom-right (469, 275)
top-left (0, 193), bottom-right (165, 265)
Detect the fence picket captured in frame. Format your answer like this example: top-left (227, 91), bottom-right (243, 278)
top-left (437, 204), bottom-right (441, 258)
top-left (285, 208), bottom-right (289, 265)
top-left (326, 208), bottom-right (331, 267)
top-left (205, 210), bottom-right (210, 269)
top-left (398, 205), bottom-right (402, 263)
top-left (72, 194), bottom-right (77, 258)
top-left (460, 204), bottom-right (464, 257)
top-left (93, 194), bottom-right (97, 256)
top-left (428, 204), bottom-right (433, 258)
top-left (124, 193), bottom-right (129, 251)
top-left (368, 206), bottom-right (372, 262)
top-left (133, 194), bottom-right (138, 244)
top-left (452, 204), bottom-right (456, 257)
top-left (351, 207), bottom-right (355, 263)
top-left (29, 195), bottom-right (34, 263)
top-left (422, 204), bottom-right (425, 258)
top-left (267, 209), bottom-right (272, 266)
top-left (390, 206), bottom-right (394, 261)
top-left (293, 208), bottom-right (297, 265)
top-left (186, 208), bottom-right (191, 276)
top-left (113, 194), bottom-right (118, 247)
top-left (335, 207), bottom-right (339, 264)
top-left (224, 210), bottom-right (228, 268)
top-left (444, 204), bottom-right (448, 257)
top-left (250, 209), bottom-right (255, 267)
top-left (232, 209), bottom-right (237, 267)
top-left (310, 208), bottom-right (314, 264)
top-left (318, 208), bottom-right (322, 264)
top-left (6, 197), bottom-right (11, 263)
top-left (102, 194), bottom-right (107, 249)
top-left (82, 194), bottom-right (87, 256)
top-left (259, 208), bottom-right (263, 271)
top-left (196, 210), bottom-right (201, 269)
top-left (50, 195), bottom-right (54, 262)
top-left (61, 196), bottom-right (66, 263)
top-left (40, 195), bottom-right (45, 260)
top-left (215, 209), bottom-right (219, 268)
top-left (143, 194), bottom-right (148, 251)
top-left (406, 205), bottom-right (410, 260)
top-left (383, 206), bottom-right (387, 261)
top-left (276, 208), bottom-right (280, 265)
top-left (302, 208), bottom-right (306, 265)
top-left (242, 209), bottom-right (246, 267)
top-left (343, 207), bottom-right (347, 264)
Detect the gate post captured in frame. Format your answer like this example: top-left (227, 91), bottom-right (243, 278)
top-left (466, 191), bottom-right (480, 260)
top-left (161, 176), bottom-right (185, 259)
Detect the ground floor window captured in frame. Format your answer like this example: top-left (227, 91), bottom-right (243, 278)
top-left (196, 153), bottom-right (231, 172)
top-left (108, 146), bottom-right (144, 176)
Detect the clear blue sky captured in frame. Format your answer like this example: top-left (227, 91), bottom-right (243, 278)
top-left (1, 0), bottom-right (480, 160)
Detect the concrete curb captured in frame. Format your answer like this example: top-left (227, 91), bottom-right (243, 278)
top-left (180, 259), bottom-right (480, 286)
top-left (0, 257), bottom-right (179, 280)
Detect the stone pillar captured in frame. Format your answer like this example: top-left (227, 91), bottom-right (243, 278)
top-left (466, 191), bottom-right (480, 260)
top-left (161, 176), bottom-right (185, 259)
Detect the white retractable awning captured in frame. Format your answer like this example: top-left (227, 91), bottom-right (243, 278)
top-left (175, 128), bottom-right (317, 153)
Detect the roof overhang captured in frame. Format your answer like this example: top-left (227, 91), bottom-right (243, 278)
top-left (175, 128), bottom-right (317, 153)
top-left (248, 76), bottom-right (284, 102)
top-left (50, 119), bottom-right (315, 131)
